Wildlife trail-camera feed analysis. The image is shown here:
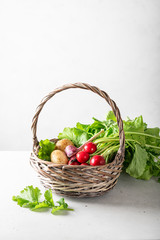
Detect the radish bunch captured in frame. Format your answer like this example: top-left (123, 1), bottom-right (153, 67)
top-left (67, 142), bottom-right (106, 166)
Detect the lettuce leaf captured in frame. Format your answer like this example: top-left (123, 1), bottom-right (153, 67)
top-left (38, 139), bottom-right (55, 161)
top-left (44, 189), bottom-right (54, 206)
top-left (12, 186), bottom-right (74, 215)
top-left (12, 186), bottom-right (41, 208)
top-left (58, 127), bottom-right (89, 147)
top-left (51, 198), bottom-right (74, 215)
top-left (31, 189), bottom-right (55, 211)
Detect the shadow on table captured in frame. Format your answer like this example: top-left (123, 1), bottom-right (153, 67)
top-left (65, 173), bottom-right (160, 209)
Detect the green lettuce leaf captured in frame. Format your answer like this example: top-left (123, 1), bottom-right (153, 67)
top-left (76, 122), bottom-right (90, 132)
top-left (31, 189), bottom-right (55, 211)
top-left (44, 189), bottom-right (54, 206)
top-left (31, 201), bottom-right (51, 211)
top-left (12, 186), bottom-right (74, 215)
top-left (77, 117), bottom-right (118, 138)
top-left (12, 186), bottom-right (41, 208)
top-left (38, 139), bottom-right (55, 161)
top-left (58, 127), bottom-right (89, 147)
top-left (51, 198), bottom-right (74, 215)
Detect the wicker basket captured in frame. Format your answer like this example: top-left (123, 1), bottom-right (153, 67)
top-left (30, 83), bottom-right (125, 198)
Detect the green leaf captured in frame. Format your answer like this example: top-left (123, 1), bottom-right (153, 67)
top-left (151, 156), bottom-right (160, 177)
top-left (90, 118), bottom-right (118, 137)
top-left (38, 139), bottom-right (55, 161)
top-left (57, 198), bottom-right (68, 208)
top-left (20, 186), bottom-right (41, 202)
top-left (123, 147), bottom-right (134, 170)
top-left (12, 186), bottom-right (74, 215)
top-left (12, 196), bottom-right (35, 208)
top-left (126, 144), bottom-right (148, 178)
top-left (124, 116), bottom-right (146, 145)
top-left (76, 122), bottom-right (90, 132)
top-left (14, 185), bottom-right (41, 202)
top-left (145, 127), bottom-right (160, 138)
top-left (31, 201), bottom-right (51, 211)
top-left (44, 189), bottom-right (54, 207)
top-left (144, 128), bottom-right (160, 155)
top-left (123, 115), bottom-right (145, 132)
top-left (58, 127), bottom-right (89, 147)
top-left (106, 111), bottom-right (117, 122)
top-left (12, 186), bottom-right (41, 207)
top-left (51, 198), bottom-right (74, 215)
top-left (138, 165), bottom-right (153, 180)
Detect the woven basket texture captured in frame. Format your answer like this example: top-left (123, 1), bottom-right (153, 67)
top-left (30, 83), bottom-right (125, 198)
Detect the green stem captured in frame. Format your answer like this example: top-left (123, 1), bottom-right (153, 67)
top-left (94, 134), bottom-right (160, 153)
top-left (124, 131), bottom-right (160, 140)
top-left (96, 137), bottom-right (142, 146)
top-left (145, 144), bottom-right (160, 150)
top-left (101, 145), bottom-right (120, 158)
top-left (125, 140), bottom-right (134, 150)
top-left (149, 152), bottom-right (160, 162)
top-left (92, 142), bottom-right (115, 156)
top-left (94, 138), bottom-right (119, 144)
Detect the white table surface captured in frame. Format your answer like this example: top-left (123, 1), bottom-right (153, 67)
top-left (1, 151), bottom-right (160, 240)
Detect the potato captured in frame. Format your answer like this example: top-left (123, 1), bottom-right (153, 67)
top-left (50, 150), bottom-right (68, 164)
top-left (55, 139), bottom-right (74, 151)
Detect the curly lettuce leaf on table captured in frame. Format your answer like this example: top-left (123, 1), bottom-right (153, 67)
top-left (12, 186), bottom-right (74, 215)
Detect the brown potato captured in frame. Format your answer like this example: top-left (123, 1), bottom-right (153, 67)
top-left (50, 150), bottom-right (68, 164)
top-left (55, 139), bottom-right (74, 151)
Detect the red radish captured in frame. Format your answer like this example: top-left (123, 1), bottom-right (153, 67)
top-left (90, 155), bottom-right (105, 166)
top-left (68, 159), bottom-right (80, 165)
top-left (81, 163), bottom-right (89, 166)
top-left (76, 151), bottom-right (90, 163)
top-left (84, 142), bottom-right (97, 154)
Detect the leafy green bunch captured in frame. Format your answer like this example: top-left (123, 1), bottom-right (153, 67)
top-left (58, 111), bottom-right (160, 181)
top-left (12, 186), bottom-right (74, 215)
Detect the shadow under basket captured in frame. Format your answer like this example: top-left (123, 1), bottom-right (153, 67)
top-left (30, 82), bottom-right (125, 198)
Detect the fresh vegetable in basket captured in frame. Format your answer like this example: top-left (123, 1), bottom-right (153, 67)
top-left (37, 111), bottom-right (160, 181)
top-left (38, 130), bottom-right (104, 165)
top-left (38, 139), bottom-right (55, 161)
top-left (12, 186), bottom-right (74, 215)
top-left (64, 129), bottom-right (104, 157)
top-left (55, 139), bottom-right (74, 151)
top-left (58, 111), bottom-right (160, 181)
top-left (50, 149), bottom-right (68, 164)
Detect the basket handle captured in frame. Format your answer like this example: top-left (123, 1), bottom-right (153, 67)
top-left (31, 82), bottom-right (125, 157)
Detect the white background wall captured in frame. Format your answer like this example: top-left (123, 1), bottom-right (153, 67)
top-left (0, 0), bottom-right (160, 150)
